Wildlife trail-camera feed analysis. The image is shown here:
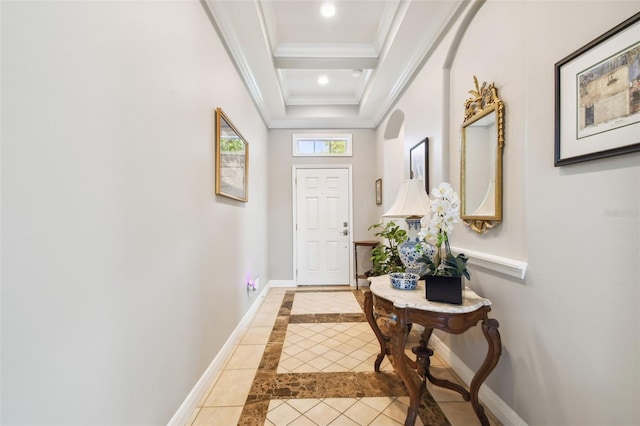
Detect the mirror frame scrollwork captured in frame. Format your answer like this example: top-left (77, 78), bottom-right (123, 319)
top-left (460, 77), bottom-right (504, 233)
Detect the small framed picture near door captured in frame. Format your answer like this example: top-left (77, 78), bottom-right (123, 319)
top-left (410, 137), bottom-right (429, 193)
top-left (375, 178), bottom-right (382, 205)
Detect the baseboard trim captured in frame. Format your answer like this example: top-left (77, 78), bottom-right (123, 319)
top-left (268, 279), bottom-right (296, 287)
top-left (169, 285), bottom-right (527, 425)
top-left (430, 335), bottom-right (528, 426)
top-left (167, 283), bottom-right (271, 425)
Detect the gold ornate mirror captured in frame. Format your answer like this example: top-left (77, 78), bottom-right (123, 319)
top-left (460, 77), bottom-right (504, 233)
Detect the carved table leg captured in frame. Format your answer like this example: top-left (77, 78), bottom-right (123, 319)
top-left (418, 327), bottom-right (471, 401)
top-left (469, 318), bottom-right (502, 426)
top-left (364, 291), bottom-right (388, 372)
top-left (426, 371), bottom-right (471, 401)
top-left (421, 327), bottom-right (434, 344)
top-left (391, 311), bottom-right (419, 426)
top-left (411, 339), bottom-right (432, 380)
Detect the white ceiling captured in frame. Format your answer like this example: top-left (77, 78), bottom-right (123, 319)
top-left (203, 0), bottom-right (467, 129)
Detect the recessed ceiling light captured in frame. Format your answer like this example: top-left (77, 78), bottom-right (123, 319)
top-left (318, 75), bottom-right (329, 85)
top-left (320, 3), bottom-right (335, 17)
top-left (352, 69), bottom-right (363, 77)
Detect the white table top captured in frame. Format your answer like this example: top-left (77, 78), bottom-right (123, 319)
top-left (368, 275), bottom-right (492, 314)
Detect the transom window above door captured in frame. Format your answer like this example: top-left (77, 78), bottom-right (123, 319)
top-left (292, 134), bottom-right (352, 157)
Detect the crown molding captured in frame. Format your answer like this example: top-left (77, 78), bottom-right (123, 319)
top-left (203, 0), bottom-right (471, 130)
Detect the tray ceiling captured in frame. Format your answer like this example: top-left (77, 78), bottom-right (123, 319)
top-left (203, 0), bottom-right (467, 129)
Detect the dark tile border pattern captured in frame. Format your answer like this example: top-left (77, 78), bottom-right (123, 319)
top-left (237, 289), bottom-right (450, 425)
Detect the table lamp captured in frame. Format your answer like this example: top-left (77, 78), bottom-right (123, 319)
top-left (383, 179), bottom-right (435, 275)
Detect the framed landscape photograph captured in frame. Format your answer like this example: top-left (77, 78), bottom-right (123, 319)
top-left (409, 137), bottom-right (429, 193)
top-left (215, 107), bottom-right (249, 202)
top-left (555, 12), bottom-right (640, 166)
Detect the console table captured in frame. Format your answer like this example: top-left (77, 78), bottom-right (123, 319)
top-left (353, 240), bottom-right (378, 289)
top-left (365, 275), bottom-right (501, 426)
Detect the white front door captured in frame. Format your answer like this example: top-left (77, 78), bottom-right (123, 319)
top-left (295, 167), bottom-right (351, 285)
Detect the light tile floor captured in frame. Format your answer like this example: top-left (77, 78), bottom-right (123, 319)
top-left (188, 287), bottom-right (501, 426)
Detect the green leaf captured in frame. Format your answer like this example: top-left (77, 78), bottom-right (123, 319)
top-left (367, 221), bottom-right (408, 276)
top-left (422, 252), bottom-right (471, 279)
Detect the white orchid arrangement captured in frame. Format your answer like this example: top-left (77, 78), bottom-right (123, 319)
top-left (417, 182), bottom-right (470, 279)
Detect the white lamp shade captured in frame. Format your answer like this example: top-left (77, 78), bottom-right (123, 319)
top-left (383, 179), bottom-right (431, 218)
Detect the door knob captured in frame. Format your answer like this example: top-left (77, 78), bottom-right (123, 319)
top-left (343, 229), bottom-right (349, 236)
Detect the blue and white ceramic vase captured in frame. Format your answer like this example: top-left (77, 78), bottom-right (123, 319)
top-left (398, 217), bottom-right (435, 275)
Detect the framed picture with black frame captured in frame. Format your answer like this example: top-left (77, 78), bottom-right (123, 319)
top-left (409, 137), bottom-right (429, 193)
top-left (554, 12), bottom-right (640, 166)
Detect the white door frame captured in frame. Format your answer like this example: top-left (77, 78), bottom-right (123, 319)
top-left (292, 164), bottom-right (354, 286)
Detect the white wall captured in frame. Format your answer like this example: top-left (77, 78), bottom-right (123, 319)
top-left (515, 3), bottom-right (639, 424)
top-left (1, 1), bottom-right (268, 424)
top-left (377, 46), bottom-right (450, 195)
top-left (379, 1), bottom-right (640, 425)
top-left (267, 129), bottom-right (379, 281)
